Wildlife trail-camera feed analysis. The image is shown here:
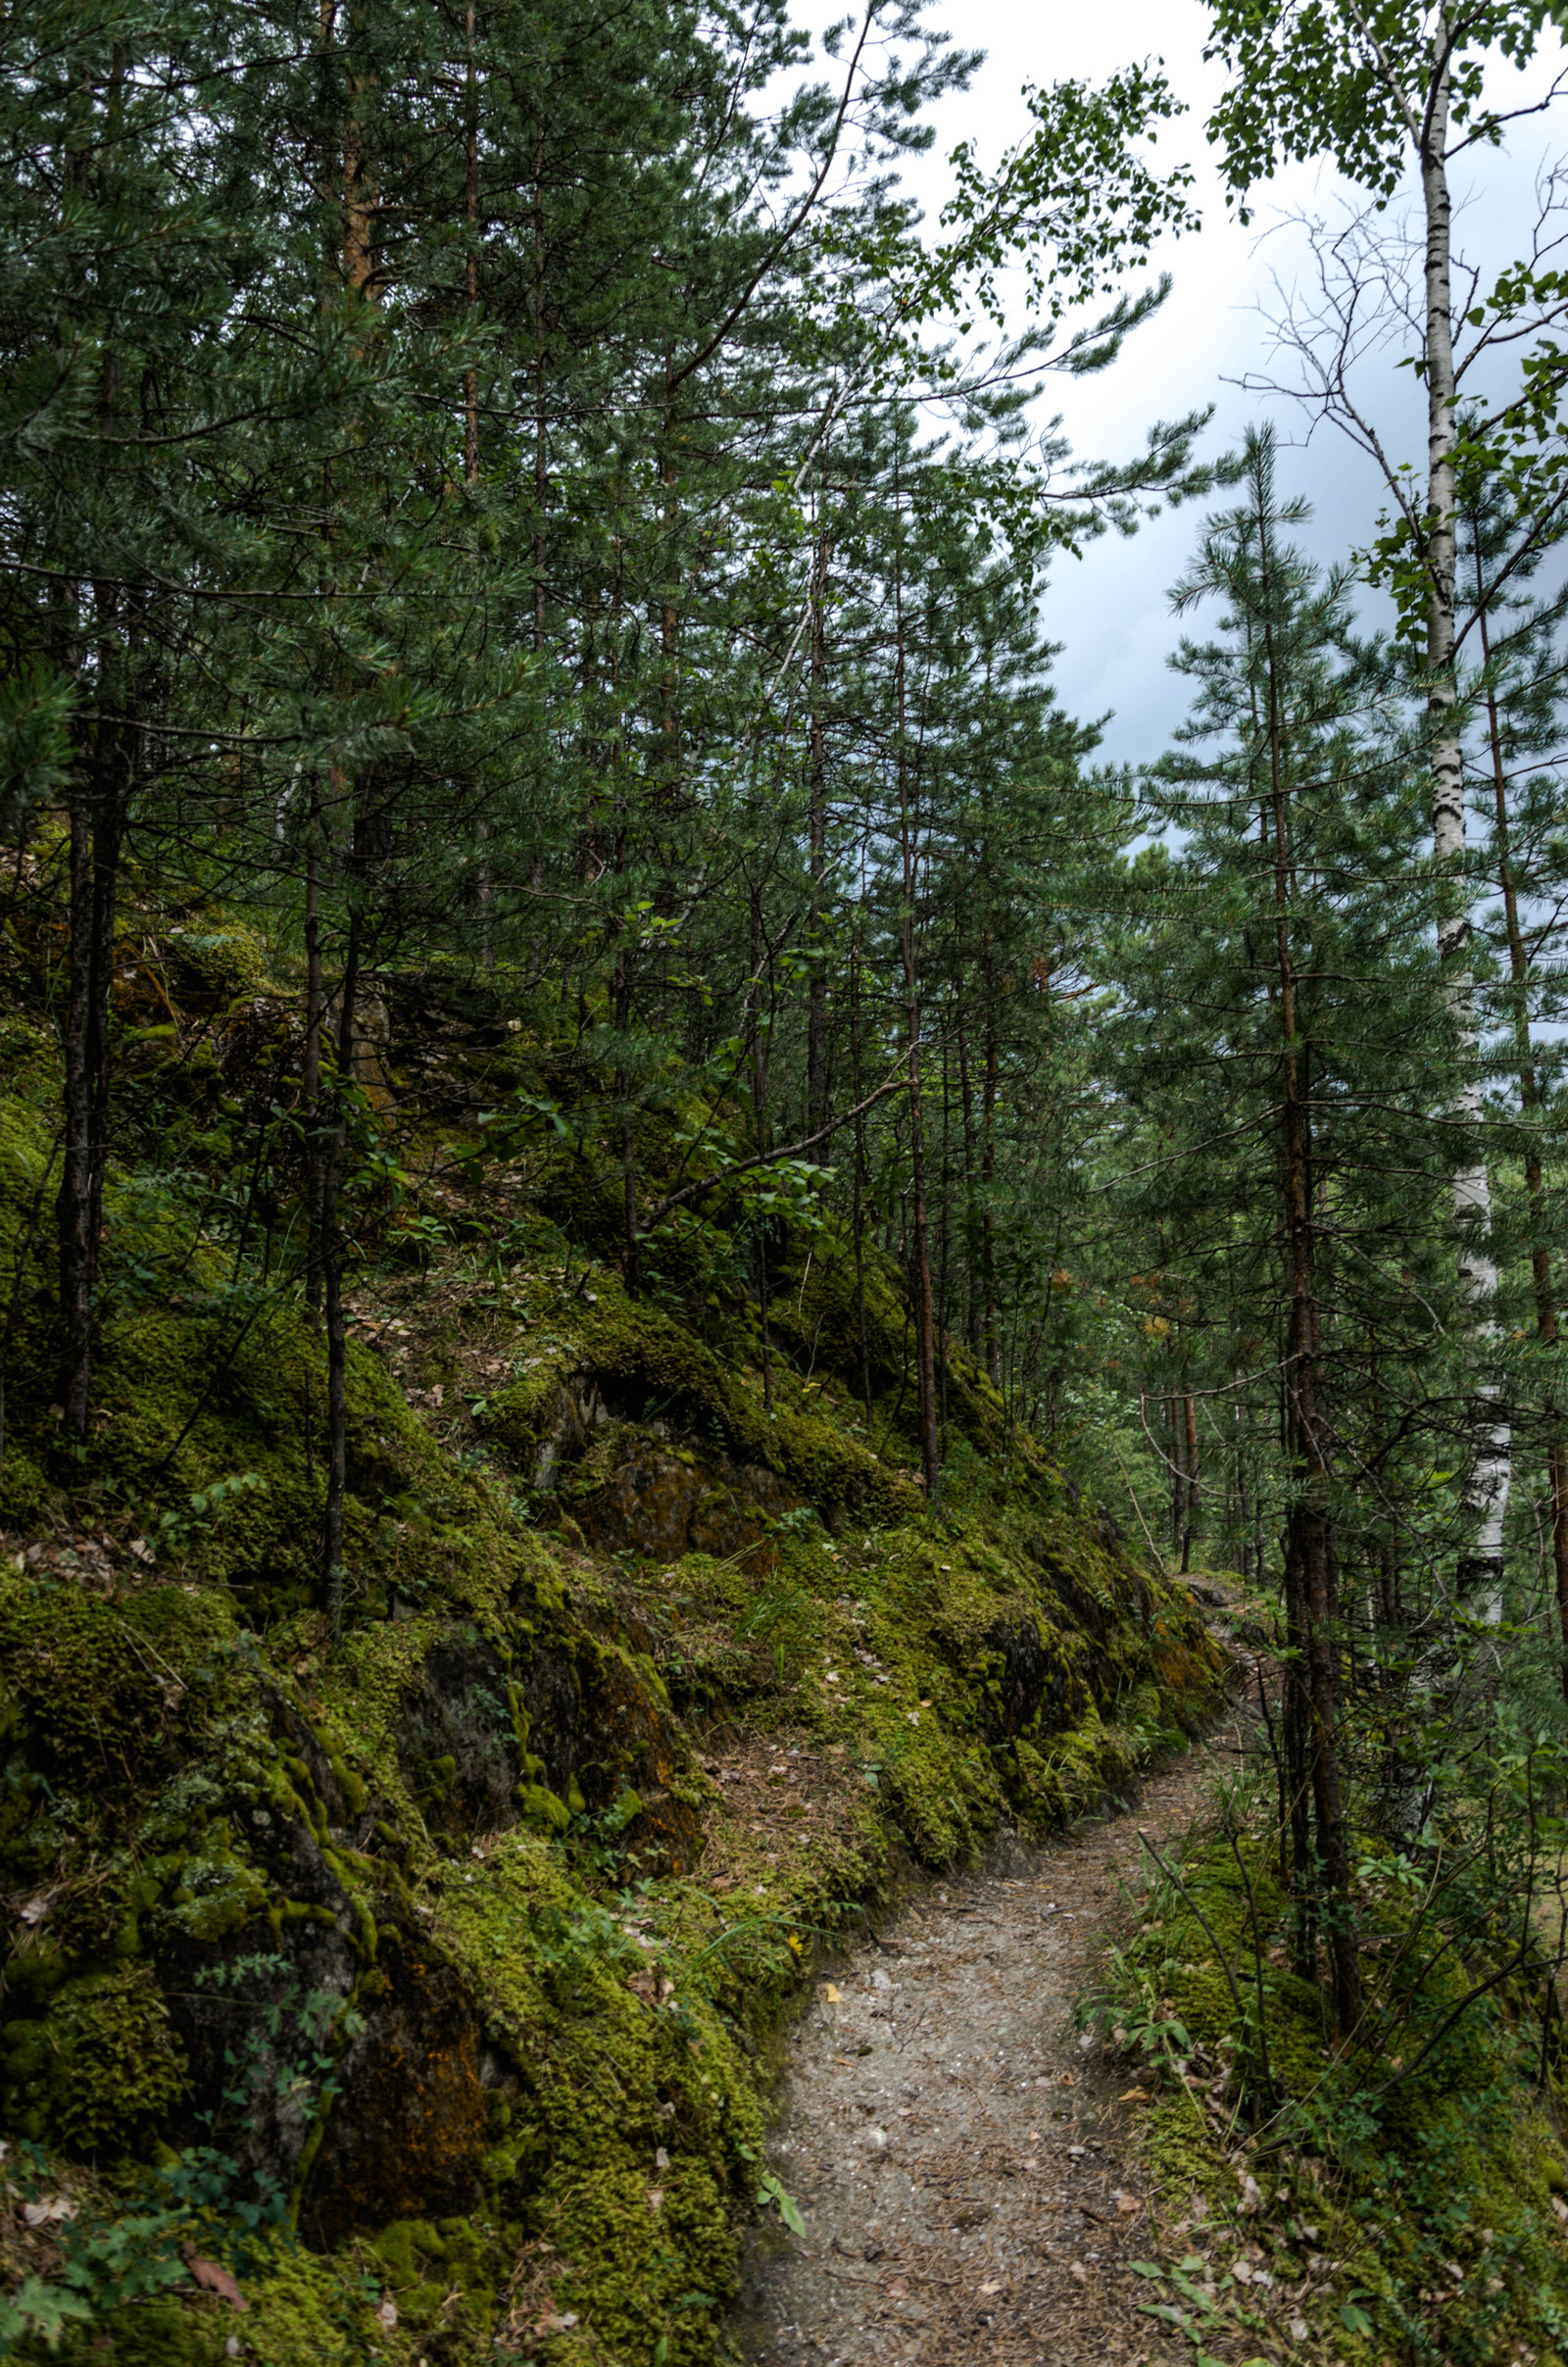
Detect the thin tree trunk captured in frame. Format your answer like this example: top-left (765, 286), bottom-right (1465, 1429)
top-left (850, 935), bottom-right (872, 1417)
top-left (893, 493), bottom-right (938, 1500)
top-left (58, 709), bottom-right (129, 1440)
top-left (616, 940), bottom-right (639, 1296)
top-left (532, 118), bottom-right (548, 651)
top-left (980, 968), bottom-right (1000, 1390)
top-left (807, 516), bottom-right (830, 1130)
top-left (464, 0), bottom-right (479, 482)
top-left (1259, 473), bottom-right (1360, 2029)
top-left (938, 1038), bottom-right (951, 1462)
top-left (1478, 595), bottom-right (1568, 1689)
top-left (956, 999), bottom-right (980, 1356)
top-left (1416, 25), bottom-right (1510, 1610)
top-left (321, 908), bottom-right (362, 1634)
top-left (1181, 1387), bottom-right (1200, 1572)
top-left (749, 874), bottom-right (772, 1409)
top-left (303, 782), bottom-right (324, 1320)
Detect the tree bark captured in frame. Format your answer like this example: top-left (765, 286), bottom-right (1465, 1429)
top-left (807, 516), bottom-right (830, 1131)
top-left (58, 708), bottom-right (130, 1439)
top-left (303, 781), bottom-right (324, 1320)
top-left (1258, 456), bottom-right (1360, 2028)
top-left (1181, 1387), bottom-right (1200, 1572)
top-left (1415, 19), bottom-right (1509, 1611)
top-left (1478, 591), bottom-right (1568, 1690)
top-left (320, 909), bottom-right (361, 1635)
top-left (893, 501), bottom-right (939, 1500)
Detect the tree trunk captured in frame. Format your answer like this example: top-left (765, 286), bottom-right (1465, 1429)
top-left (58, 712), bottom-right (130, 1439)
top-left (894, 512), bottom-right (938, 1500)
top-left (1259, 456), bottom-right (1360, 2027)
top-left (1418, 26), bottom-right (1509, 1613)
top-left (320, 909), bottom-right (362, 1635)
top-left (1477, 598), bottom-right (1568, 1690)
top-left (303, 783), bottom-right (324, 1320)
top-left (1181, 1388), bottom-right (1200, 1572)
top-left (807, 518), bottom-right (830, 1131)
top-left (850, 935), bottom-right (873, 1416)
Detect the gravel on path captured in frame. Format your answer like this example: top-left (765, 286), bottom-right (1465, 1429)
top-left (731, 1672), bottom-right (1256, 2367)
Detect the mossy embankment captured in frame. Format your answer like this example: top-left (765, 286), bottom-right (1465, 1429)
top-left (0, 936), bottom-right (1227, 2367)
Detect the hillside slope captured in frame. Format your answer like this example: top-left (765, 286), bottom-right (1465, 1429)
top-left (0, 943), bottom-right (1226, 2367)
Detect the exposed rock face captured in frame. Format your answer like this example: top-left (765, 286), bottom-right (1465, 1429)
top-left (520, 1642), bottom-right (582, 1799)
top-left (164, 1897), bottom-right (360, 2195)
top-left (575, 1447), bottom-right (792, 1562)
top-left (395, 1632), bottom-right (520, 1837)
top-left (300, 1941), bottom-right (491, 2248)
top-left (982, 1616), bottom-right (1085, 1738)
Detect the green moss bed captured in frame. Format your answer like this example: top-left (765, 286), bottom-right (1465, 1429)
top-left (0, 979), bottom-right (1228, 2367)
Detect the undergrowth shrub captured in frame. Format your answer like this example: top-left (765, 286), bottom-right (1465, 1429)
top-left (1087, 1738), bottom-right (1568, 2363)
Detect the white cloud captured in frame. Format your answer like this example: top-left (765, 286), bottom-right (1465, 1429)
top-left (793, 0), bottom-right (1568, 762)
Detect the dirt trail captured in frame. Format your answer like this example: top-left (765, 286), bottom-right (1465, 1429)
top-left (732, 1640), bottom-right (1254, 2367)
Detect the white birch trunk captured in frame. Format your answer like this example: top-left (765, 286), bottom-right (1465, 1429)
top-left (1420, 17), bottom-right (1508, 1620)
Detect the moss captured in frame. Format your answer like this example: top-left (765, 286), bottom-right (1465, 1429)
top-left (40, 2293), bottom-right (230, 2366)
top-left (0, 1961), bottom-right (188, 2159)
top-left (238, 2241), bottom-right (384, 2367)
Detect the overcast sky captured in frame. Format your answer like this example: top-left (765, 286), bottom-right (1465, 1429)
top-left (803, 0), bottom-right (1568, 764)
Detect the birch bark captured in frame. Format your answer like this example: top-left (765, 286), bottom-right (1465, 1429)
top-left (1415, 21), bottom-right (1509, 1615)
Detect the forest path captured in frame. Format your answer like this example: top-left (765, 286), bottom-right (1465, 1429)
top-left (731, 1621), bottom-right (1254, 2367)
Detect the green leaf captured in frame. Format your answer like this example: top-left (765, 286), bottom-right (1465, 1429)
top-left (757, 2170), bottom-right (807, 2236)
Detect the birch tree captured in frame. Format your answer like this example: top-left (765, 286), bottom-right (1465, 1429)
top-left (1205, 0), bottom-right (1568, 1611)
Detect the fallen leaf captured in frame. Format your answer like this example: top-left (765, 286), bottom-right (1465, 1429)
top-left (1069, 2260), bottom-right (1089, 2285)
top-left (181, 2245), bottom-right (247, 2310)
top-left (23, 2195), bottom-right (77, 2228)
top-left (1239, 2173), bottom-right (1263, 2215)
top-left (823, 1983), bottom-right (843, 2002)
top-left (1117, 2087), bottom-right (1151, 2103)
top-left (1116, 2194), bottom-right (1142, 2216)
top-left (536, 2312), bottom-right (579, 2334)
top-left (978, 2279), bottom-right (1002, 2296)
top-left (647, 2188), bottom-right (664, 2211)
top-left (377, 2299), bottom-right (399, 2330)
top-left (654, 2146), bottom-right (669, 2170)
top-left (885, 2278), bottom-right (908, 2298)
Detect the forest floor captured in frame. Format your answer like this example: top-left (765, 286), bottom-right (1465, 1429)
top-left (731, 1617), bottom-right (1260, 2367)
